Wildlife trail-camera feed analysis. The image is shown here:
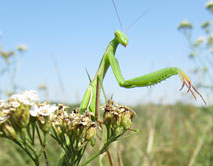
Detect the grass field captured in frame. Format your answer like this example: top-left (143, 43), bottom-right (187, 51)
top-left (0, 102), bottom-right (212, 166)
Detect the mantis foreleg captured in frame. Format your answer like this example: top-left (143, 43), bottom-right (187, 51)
top-left (108, 53), bottom-right (206, 104)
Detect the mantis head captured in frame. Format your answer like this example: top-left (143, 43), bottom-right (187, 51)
top-left (114, 30), bottom-right (128, 47)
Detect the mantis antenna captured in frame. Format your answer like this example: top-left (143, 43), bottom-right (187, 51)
top-left (112, 0), bottom-right (124, 32)
top-left (125, 10), bottom-right (150, 34)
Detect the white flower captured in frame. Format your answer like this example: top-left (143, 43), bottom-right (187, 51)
top-left (29, 104), bottom-right (39, 117)
top-left (194, 36), bottom-right (206, 46)
top-left (30, 103), bottom-right (57, 117)
top-left (0, 116), bottom-right (9, 124)
top-left (8, 100), bottom-right (20, 108)
top-left (0, 105), bottom-right (9, 124)
top-left (2, 109), bottom-right (10, 114)
top-left (0, 100), bottom-right (7, 108)
top-left (22, 90), bottom-right (39, 102)
top-left (16, 44), bottom-right (28, 51)
top-left (10, 90), bottom-right (39, 105)
top-left (37, 104), bottom-right (57, 116)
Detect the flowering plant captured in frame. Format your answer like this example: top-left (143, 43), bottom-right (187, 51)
top-left (0, 90), bottom-right (136, 166)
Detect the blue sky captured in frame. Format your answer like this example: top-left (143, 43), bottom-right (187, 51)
top-left (0, 0), bottom-right (211, 105)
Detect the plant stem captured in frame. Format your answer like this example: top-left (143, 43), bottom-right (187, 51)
top-left (80, 135), bottom-right (118, 166)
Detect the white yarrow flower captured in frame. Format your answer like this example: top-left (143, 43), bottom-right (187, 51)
top-left (29, 104), bottom-right (39, 117)
top-left (37, 104), bottom-right (57, 116)
top-left (8, 101), bottom-right (21, 108)
top-left (10, 90), bottom-right (39, 105)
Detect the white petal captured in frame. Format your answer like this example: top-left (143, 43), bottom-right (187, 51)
top-left (30, 105), bottom-right (39, 117)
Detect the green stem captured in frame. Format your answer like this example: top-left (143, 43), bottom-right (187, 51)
top-left (80, 135), bottom-right (118, 166)
top-left (20, 128), bottom-right (38, 155)
top-left (43, 134), bottom-right (49, 166)
top-left (13, 139), bottom-right (35, 162)
top-left (12, 138), bottom-right (39, 166)
top-left (32, 122), bottom-right (36, 145)
top-left (35, 124), bottom-right (49, 166)
top-left (35, 124), bottom-right (43, 145)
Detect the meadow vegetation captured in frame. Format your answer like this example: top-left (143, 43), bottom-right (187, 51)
top-left (0, 102), bottom-right (212, 166)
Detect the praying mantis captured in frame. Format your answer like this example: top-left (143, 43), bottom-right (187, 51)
top-left (79, 1), bottom-right (206, 118)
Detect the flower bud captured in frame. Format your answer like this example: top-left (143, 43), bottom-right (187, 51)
top-left (75, 124), bottom-right (86, 139)
top-left (2, 123), bottom-right (17, 139)
top-left (37, 116), bottom-right (51, 133)
top-left (121, 112), bottom-right (132, 129)
top-left (111, 114), bottom-right (121, 128)
top-left (114, 126), bottom-right (124, 136)
top-left (85, 124), bottom-right (96, 141)
top-left (103, 111), bottom-right (112, 126)
top-left (52, 121), bottom-right (63, 138)
top-left (121, 107), bottom-right (136, 129)
top-left (10, 104), bottom-right (30, 128)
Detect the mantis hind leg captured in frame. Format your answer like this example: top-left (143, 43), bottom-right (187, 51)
top-left (108, 54), bottom-right (206, 104)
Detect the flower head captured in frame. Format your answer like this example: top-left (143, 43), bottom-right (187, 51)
top-left (31, 103), bottom-right (58, 133)
top-left (37, 103), bottom-right (57, 117)
top-left (194, 36), bottom-right (206, 46)
top-left (16, 44), bottom-right (28, 52)
top-left (103, 100), bottom-right (136, 135)
top-left (201, 21), bottom-right (211, 29)
top-left (206, 1), bottom-right (213, 13)
top-left (52, 107), bottom-right (96, 150)
top-left (178, 20), bottom-right (193, 30)
top-left (10, 90), bottom-right (39, 106)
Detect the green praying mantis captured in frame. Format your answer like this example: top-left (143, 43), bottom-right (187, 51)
top-left (79, 1), bottom-right (206, 118)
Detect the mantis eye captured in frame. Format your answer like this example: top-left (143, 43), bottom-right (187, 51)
top-left (114, 30), bottom-right (128, 47)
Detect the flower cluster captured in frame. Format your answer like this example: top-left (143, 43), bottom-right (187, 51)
top-left (0, 91), bottom-right (137, 166)
top-left (0, 90), bottom-right (40, 138)
top-left (52, 106), bottom-right (96, 150)
top-left (177, 20), bottom-right (193, 30)
top-left (103, 100), bottom-right (136, 136)
top-left (0, 90), bottom-right (97, 166)
top-left (0, 90), bottom-right (59, 136)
